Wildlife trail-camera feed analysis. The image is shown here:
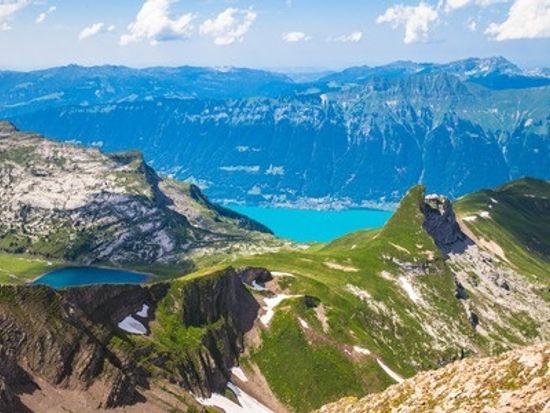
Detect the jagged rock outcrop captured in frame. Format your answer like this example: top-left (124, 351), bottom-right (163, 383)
top-left (0, 283), bottom-right (166, 407)
top-left (316, 343), bottom-right (550, 413)
top-left (0, 267), bottom-right (261, 411)
top-left (422, 194), bottom-right (471, 255)
top-left (236, 266), bottom-right (273, 286)
top-left (419, 186), bottom-right (550, 348)
top-left (0, 121), bottom-right (274, 267)
top-left (151, 268), bottom-right (261, 397)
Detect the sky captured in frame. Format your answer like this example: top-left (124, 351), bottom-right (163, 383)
top-left (0, 0), bottom-right (549, 71)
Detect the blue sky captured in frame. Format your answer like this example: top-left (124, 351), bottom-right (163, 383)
top-left (0, 0), bottom-right (548, 70)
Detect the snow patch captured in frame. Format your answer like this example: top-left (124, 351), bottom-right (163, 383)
top-left (479, 211), bottom-right (491, 219)
top-left (231, 367), bottom-right (248, 382)
top-left (353, 346), bottom-right (371, 355)
top-left (136, 304), bottom-right (149, 318)
top-left (219, 165), bottom-right (261, 173)
top-left (398, 277), bottom-right (422, 303)
top-left (346, 284), bottom-right (372, 301)
top-left (271, 271), bottom-right (295, 277)
top-left (463, 215), bottom-right (478, 222)
top-left (298, 318), bottom-right (310, 329)
top-left (251, 280), bottom-right (268, 292)
top-left (324, 261), bottom-right (359, 272)
top-left (260, 294), bottom-right (293, 326)
top-left (377, 359), bottom-right (404, 383)
top-left (197, 382), bottom-right (273, 413)
top-left (389, 242), bottom-right (410, 254)
top-left (118, 315), bottom-right (147, 335)
top-left (265, 165), bottom-right (285, 176)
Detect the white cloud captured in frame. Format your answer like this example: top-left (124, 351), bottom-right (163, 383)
top-left (376, 2), bottom-right (439, 44)
top-left (35, 5), bottom-right (56, 24)
top-left (329, 30), bottom-right (363, 43)
top-left (0, 0), bottom-right (28, 31)
top-left (444, 0), bottom-right (505, 12)
top-left (79, 22), bottom-right (104, 40)
top-left (467, 17), bottom-right (477, 31)
top-left (199, 8), bottom-right (256, 46)
top-left (485, 0), bottom-right (550, 40)
top-left (282, 31), bottom-right (312, 42)
top-left (120, 0), bottom-right (194, 46)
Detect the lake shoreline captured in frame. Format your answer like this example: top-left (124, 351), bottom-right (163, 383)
top-left (31, 265), bottom-right (155, 289)
top-left (226, 204), bottom-right (393, 243)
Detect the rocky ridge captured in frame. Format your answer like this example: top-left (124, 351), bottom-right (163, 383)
top-left (0, 267), bottom-right (260, 412)
top-left (316, 342), bottom-right (550, 413)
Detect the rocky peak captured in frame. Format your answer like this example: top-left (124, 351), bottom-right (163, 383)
top-left (422, 194), bottom-right (471, 256)
top-left (0, 124), bottom-right (275, 267)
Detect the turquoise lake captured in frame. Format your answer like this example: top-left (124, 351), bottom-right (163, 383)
top-left (228, 205), bottom-right (393, 243)
top-left (33, 267), bottom-right (150, 289)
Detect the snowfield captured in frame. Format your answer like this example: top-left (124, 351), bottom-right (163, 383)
top-left (118, 315), bottom-right (147, 335)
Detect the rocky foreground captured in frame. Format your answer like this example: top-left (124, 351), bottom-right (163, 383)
top-left (316, 343), bottom-right (550, 413)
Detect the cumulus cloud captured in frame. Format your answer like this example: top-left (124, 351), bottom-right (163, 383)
top-left (329, 30), bottom-right (363, 43)
top-left (376, 2), bottom-right (439, 44)
top-left (282, 31), bottom-right (312, 42)
top-left (79, 22), bottom-right (115, 40)
top-left (0, 0), bottom-right (28, 31)
top-left (199, 8), bottom-right (256, 45)
top-left (485, 0), bottom-right (550, 40)
top-left (120, 0), bottom-right (194, 46)
top-left (79, 22), bottom-right (104, 40)
top-left (35, 5), bottom-right (56, 24)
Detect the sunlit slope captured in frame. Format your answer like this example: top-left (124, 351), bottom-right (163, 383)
top-left (216, 188), bottom-right (473, 411)
top-left (194, 181), bottom-right (550, 412)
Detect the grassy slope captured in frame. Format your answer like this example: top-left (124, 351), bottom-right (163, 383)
top-left (0, 253), bottom-right (60, 283)
top-left (191, 181), bottom-right (549, 412)
top-left (454, 177), bottom-right (550, 280)
top-left (198, 186), bottom-right (476, 411)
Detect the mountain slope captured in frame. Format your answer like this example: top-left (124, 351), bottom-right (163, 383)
top-left (194, 178), bottom-right (550, 411)
top-left (0, 178), bottom-right (547, 412)
top-left (0, 121), bottom-right (275, 275)
top-left (316, 342), bottom-right (550, 413)
top-left (0, 268), bottom-right (263, 412)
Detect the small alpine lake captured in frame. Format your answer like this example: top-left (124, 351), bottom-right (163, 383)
top-left (32, 266), bottom-right (150, 289)
top-left (228, 205), bottom-right (393, 243)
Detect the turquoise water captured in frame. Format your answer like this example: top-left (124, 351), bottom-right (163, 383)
top-left (33, 267), bottom-right (150, 289)
top-left (228, 205), bottom-right (393, 243)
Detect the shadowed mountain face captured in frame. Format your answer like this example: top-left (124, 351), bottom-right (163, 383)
top-left (0, 268), bottom-right (261, 412)
top-left (2, 57), bottom-right (548, 206)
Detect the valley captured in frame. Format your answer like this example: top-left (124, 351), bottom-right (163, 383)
top-left (0, 125), bottom-right (548, 412)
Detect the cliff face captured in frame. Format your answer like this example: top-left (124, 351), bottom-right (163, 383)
top-left (0, 267), bottom-right (260, 411)
top-left (0, 122), bottom-right (274, 267)
top-left (0, 283), bottom-right (167, 408)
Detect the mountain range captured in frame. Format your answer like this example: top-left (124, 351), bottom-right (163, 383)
top-left (1, 56), bottom-right (548, 207)
top-left (0, 125), bottom-right (548, 412)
